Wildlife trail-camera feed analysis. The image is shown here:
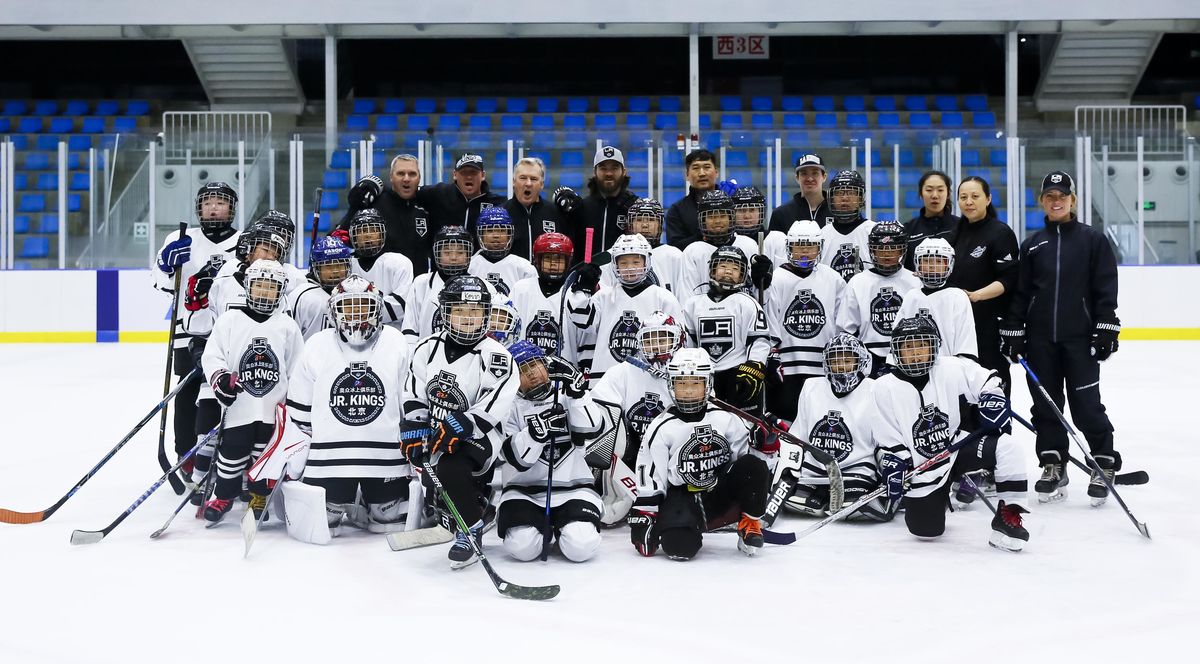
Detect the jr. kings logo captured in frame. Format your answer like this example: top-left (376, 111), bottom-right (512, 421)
top-left (608, 311), bottom-right (641, 362)
top-left (238, 337), bottom-right (280, 397)
top-left (329, 361), bottom-right (386, 426)
top-left (808, 410), bottom-right (854, 463)
top-left (427, 370), bottom-right (469, 424)
top-left (784, 289), bottom-right (827, 339)
top-left (911, 404), bottom-right (953, 458)
top-left (677, 424), bottom-right (732, 490)
top-left (831, 243), bottom-right (862, 281)
top-left (626, 393), bottom-right (666, 442)
top-left (525, 310), bottom-right (561, 356)
top-left (870, 286), bottom-right (903, 336)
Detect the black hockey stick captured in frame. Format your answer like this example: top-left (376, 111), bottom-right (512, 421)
top-left (1018, 358), bottom-right (1150, 539)
top-left (308, 187), bottom-right (324, 257)
top-left (157, 221), bottom-right (191, 495)
top-left (70, 426), bottom-right (218, 545)
top-left (0, 369), bottom-right (201, 525)
top-left (1009, 410), bottom-right (1148, 486)
top-left (423, 460), bottom-right (560, 601)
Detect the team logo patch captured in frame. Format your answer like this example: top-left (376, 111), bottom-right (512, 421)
top-left (808, 410), bottom-right (854, 463)
top-left (677, 424), bottom-right (732, 490)
top-left (784, 289), bottom-right (827, 339)
top-left (626, 393), bottom-right (666, 441)
top-left (415, 216), bottom-right (428, 238)
top-left (697, 316), bottom-right (735, 360)
top-left (431, 307), bottom-right (444, 333)
top-left (524, 310), bottom-right (561, 356)
top-left (970, 245), bottom-right (985, 258)
top-left (238, 337), bottom-right (281, 397)
top-left (830, 243), bottom-right (862, 281)
top-left (869, 286), bottom-right (904, 336)
top-left (329, 361), bottom-right (386, 426)
top-left (488, 352), bottom-right (511, 379)
top-left (608, 311), bottom-right (641, 362)
top-left (427, 370), bottom-right (469, 424)
top-left (480, 202), bottom-right (493, 212)
top-left (911, 404), bottom-right (953, 458)
top-left (485, 272), bottom-right (510, 296)
top-left (542, 220), bottom-right (557, 234)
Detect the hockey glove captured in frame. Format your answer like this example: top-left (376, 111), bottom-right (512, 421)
top-left (545, 355), bottom-right (587, 398)
top-left (627, 509), bottom-right (659, 557)
top-left (330, 228), bottom-right (351, 246)
top-left (552, 186), bottom-right (582, 215)
top-left (528, 403), bottom-right (568, 444)
top-left (999, 323), bottom-right (1025, 364)
top-left (430, 411), bottom-right (475, 456)
top-left (716, 179), bottom-right (739, 197)
top-left (1091, 316), bottom-right (1120, 362)
top-left (347, 175), bottom-right (384, 210)
top-left (400, 420), bottom-right (430, 465)
top-left (733, 361), bottom-right (767, 406)
top-left (977, 393), bottom-right (1010, 432)
top-left (878, 453), bottom-right (908, 504)
top-left (184, 256), bottom-right (223, 311)
top-left (572, 263), bottom-right (602, 295)
top-left (157, 233), bottom-right (192, 274)
top-left (750, 254), bottom-right (773, 291)
top-left (212, 371), bottom-right (242, 407)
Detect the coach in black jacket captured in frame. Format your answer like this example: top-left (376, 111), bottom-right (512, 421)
top-left (1000, 171), bottom-right (1122, 496)
top-left (503, 156), bottom-right (568, 261)
top-left (337, 154), bottom-right (435, 274)
top-left (416, 153), bottom-right (506, 238)
top-left (768, 153), bottom-right (833, 232)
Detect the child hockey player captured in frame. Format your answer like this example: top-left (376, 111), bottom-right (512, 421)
top-left (629, 348), bottom-right (770, 559)
top-left (347, 208), bottom-right (414, 324)
top-left (469, 206), bottom-right (537, 296)
top-left (679, 190), bottom-right (760, 301)
top-left (199, 259), bottom-right (304, 523)
top-left (873, 316), bottom-right (1029, 551)
top-left (498, 341), bottom-right (610, 562)
top-left (487, 299), bottom-right (522, 348)
top-left (599, 198), bottom-right (685, 296)
top-left (508, 232), bottom-right (581, 362)
top-left (896, 237), bottom-right (977, 358)
top-left (837, 221), bottom-right (921, 376)
top-left (731, 186), bottom-right (767, 239)
top-left (821, 170), bottom-right (877, 282)
top-left (286, 236), bottom-right (353, 339)
top-left (402, 225), bottom-right (496, 347)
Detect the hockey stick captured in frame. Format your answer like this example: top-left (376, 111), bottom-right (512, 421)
top-left (1017, 357), bottom-right (1150, 539)
top-left (149, 469), bottom-right (209, 539)
top-left (386, 525), bottom-right (456, 551)
top-left (242, 470), bottom-right (287, 558)
top-left (308, 186), bottom-right (324, 257)
top-left (958, 471), bottom-right (1000, 516)
top-left (422, 460), bottom-right (560, 601)
top-left (70, 425), bottom-right (219, 545)
top-left (796, 428), bottom-right (990, 542)
top-left (0, 369), bottom-right (202, 525)
top-left (1008, 409), bottom-right (1149, 486)
top-left (157, 221), bottom-right (191, 495)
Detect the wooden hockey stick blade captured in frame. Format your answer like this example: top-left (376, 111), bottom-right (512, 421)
top-left (386, 526), bottom-right (455, 551)
top-left (0, 508), bottom-right (47, 524)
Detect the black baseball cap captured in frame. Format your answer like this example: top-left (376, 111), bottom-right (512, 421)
top-left (455, 154), bottom-right (484, 171)
top-left (794, 154), bottom-right (826, 174)
top-left (1040, 171), bottom-right (1075, 196)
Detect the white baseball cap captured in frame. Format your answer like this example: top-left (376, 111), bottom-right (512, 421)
top-left (594, 145), bottom-right (625, 168)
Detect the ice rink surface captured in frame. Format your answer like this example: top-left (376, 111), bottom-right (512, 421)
top-left (0, 342), bottom-right (1195, 662)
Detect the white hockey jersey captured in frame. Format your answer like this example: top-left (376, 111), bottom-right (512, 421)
top-left (152, 227), bottom-right (241, 349)
top-left (507, 278), bottom-right (581, 364)
top-left (793, 377), bottom-right (880, 483)
top-left (401, 332), bottom-right (519, 465)
top-left (872, 357), bottom-right (1002, 498)
top-left (468, 253), bottom-right (537, 297)
top-left (568, 282), bottom-right (683, 381)
top-left (401, 272), bottom-right (499, 348)
top-left (635, 405), bottom-right (755, 512)
top-left (764, 263), bottom-right (845, 377)
top-left (285, 281), bottom-right (331, 340)
top-left (200, 308), bottom-right (304, 429)
top-left (498, 392), bottom-right (607, 510)
top-left (583, 360), bottom-right (673, 459)
top-left (352, 253), bottom-right (414, 323)
top-left (600, 243), bottom-right (686, 297)
top-left (838, 268), bottom-right (922, 359)
top-left (895, 287), bottom-right (978, 359)
top-left (678, 234), bottom-right (759, 303)
top-left (821, 219), bottom-right (877, 282)
top-left (682, 290), bottom-right (774, 372)
top-left (762, 230), bottom-right (788, 270)
top-left (288, 326), bottom-right (413, 480)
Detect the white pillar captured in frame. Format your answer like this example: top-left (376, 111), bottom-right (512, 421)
top-left (689, 25), bottom-right (700, 139)
top-left (1136, 136), bottom-right (1145, 265)
top-left (1005, 30), bottom-right (1018, 139)
top-left (58, 141), bottom-right (67, 268)
top-left (325, 35), bottom-right (337, 165)
top-left (147, 141), bottom-right (156, 271)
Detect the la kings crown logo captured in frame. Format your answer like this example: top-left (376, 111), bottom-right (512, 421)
top-left (609, 311), bottom-right (641, 362)
top-left (677, 424), bottom-right (732, 490)
top-left (698, 316), bottom-right (735, 360)
top-left (329, 361), bottom-right (386, 426)
top-left (808, 410), bottom-right (854, 463)
top-left (485, 272), bottom-right (511, 296)
top-left (784, 289), bottom-right (827, 339)
top-left (870, 286), bottom-right (904, 336)
top-left (831, 243), bottom-right (862, 280)
top-left (911, 404), bottom-right (953, 458)
top-left (525, 310), bottom-right (561, 355)
top-left (427, 369), bottom-right (469, 423)
top-left (238, 337), bottom-right (280, 397)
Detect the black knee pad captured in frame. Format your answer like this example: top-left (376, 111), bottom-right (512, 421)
top-left (659, 528), bottom-right (701, 560)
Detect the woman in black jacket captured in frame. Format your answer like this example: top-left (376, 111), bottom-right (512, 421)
top-left (902, 170), bottom-right (960, 270)
top-left (949, 176), bottom-right (1019, 394)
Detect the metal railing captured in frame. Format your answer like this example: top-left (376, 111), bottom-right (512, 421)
top-left (1074, 105), bottom-right (1188, 155)
top-left (162, 111), bottom-right (272, 163)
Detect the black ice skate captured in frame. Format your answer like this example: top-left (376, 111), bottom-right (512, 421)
top-left (1088, 455), bottom-right (1117, 507)
top-left (1035, 451), bottom-right (1068, 503)
top-left (203, 497), bottom-right (234, 525)
top-left (737, 513), bottom-right (764, 556)
top-left (448, 520), bottom-right (484, 570)
top-left (989, 500), bottom-right (1030, 552)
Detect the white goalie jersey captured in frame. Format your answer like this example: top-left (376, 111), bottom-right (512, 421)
top-left (468, 253), bottom-right (537, 297)
top-left (682, 291), bottom-right (774, 372)
top-left (895, 287), bottom-right (978, 359)
top-left (200, 308), bottom-right (304, 429)
top-left (793, 377), bottom-right (880, 484)
top-left (764, 263), bottom-right (845, 378)
top-left (567, 283), bottom-right (683, 381)
top-left (498, 392), bottom-right (608, 510)
top-left (287, 326), bottom-right (413, 480)
top-left (634, 405), bottom-right (755, 512)
top-left (837, 268), bottom-right (922, 359)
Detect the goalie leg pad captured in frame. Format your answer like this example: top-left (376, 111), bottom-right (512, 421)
top-left (282, 481), bottom-right (332, 545)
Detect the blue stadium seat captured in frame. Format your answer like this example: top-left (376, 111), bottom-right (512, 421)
top-left (663, 151), bottom-right (684, 167)
top-left (19, 236), bottom-right (50, 259)
top-left (699, 114), bottom-right (712, 129)
top-left (720, 113), bottom-right (744, 129)
top-left (782, 113), bottom-right (805, 129)
top-left (897, 149), bottom-right (915, 167)
top-left (316, 212), bottom-right (333, 233)
top-left (659, 97), bottom-right (681, 112)
top-left (594, 114), bottom-right (617, 130)
top-left (629, 97), bottom-right (651, 113)
top-left (468, 115), bottom-right (493, 130)
top-left (36, 135), bottom-right (60, 151)
top-left (19, 194), bottom-right (46, 212)
top-left (845, 113), bottom-right (869, 129)
top-left (941, 112), bottom-right (964, 128)
top-left (13, 173), bottom-right (27, 190)
top-left (374, 115), bottom-right (399, 131)
top-left (878, 112), bottom-right (901, 127)
top-left (626, 113), bottom-right (650, 129)
top-left (964, 94), bottom-right (989, 112)
top-left (320, 191), bottom-right (340, 209)
top-left (81, 117), bottom-right (105, 134)
top-left (874, 190), bottom-right (896, 209)
top-left (371, 152), bottom-right (386, 169)
top-left (654, 114), bottom-right (678, 130)
top-left (844, 96), bottom-right (866, 112)
top-left (726, 169), bottom-right (752, 186)
top-left (750, 113), bottom-right (773, 130)
top-left (560, 151), bottom-right (585, 168)
top-left (729, 132), bottom-right (755, 148)
top-left (526, 150), bottom-right (551, 165)
top-left (94, 100), bottom-right (120, 116)
top-left (961, 149), bottom-right (981, 166)
top-left (625, 150), bottom-right (648, 167)
top-left (934, 95), bottom-right (958, 112)
top-left (444, 98), bottom-right (468, 114)
top-left (627, 170), bottom-right (649, 190)
top-left (972, 111), bottom-right (996, 128)
top-left (475, 98), bottom-right (498, 114)
top-left (870, 169), bottom-right (890, 187)
top-left (413, 98), bottom-right (437, 113)
top-left (407, 115), bottom-right (431, 131)
top-left (382, 98), bottom-right (405, 114)
top-left (461, 133), bottom-right (489, 150)
top-left (0, 118), bottom-right (8, 133)
top-left (814, 113), bottom-right (837, 128)
top-left (535, 97), bottom-right (558, 113)
top-left (900, 170), bottom-right (922, 187)
top-left (781, 96), bottom-right (804, 112)
top-left (558, 172), bottom-right (585, 189)
top-left (530, 132), bottom-right (557, 149)
top-left (909, 112), bottom-right (932, 127)
top-left (1025, 210), bottom-right (1045, 232)
top-left (504, 98), bottom-right (528, 113)
top-left (3, 100), bottom-right (27, 115)
top-left (126, 100), bottom-right (150, 116)
top-left (346, 115), bottom-right (369, 131)
top-left (816, 130), bottom-right (841, 147)
top-left (630, 130), bottom-right (654, 147)
top-left (323, 171), bottom-right (349, 189)
top-left (39, 214), bottom-right (59, 234)
top-left (874, 96), bottom-right (897, 112)
top-left (562, 114), bottom-right (586, 130)
top-left (18, 117), bottom-right (43, 133)
top-left (597, 97), bottom-right (620, 113)
top-left (703, 132), bottom-right (722, 150)
top-left (750, 96), bottom-right (773, 112)
top-left (48, 118), bottom-right (74, 133)
top-left (785, 131), bottom-right (811, 147)
top-left (437, 115), bottom-right (461, 130)
top-left (725, 150), bottom-right (750, 167)
top-left (25, 153), bottom-right (50, 169)
top-left (8, 135), bottom-right (27, 150)
top-left (564, 97), bottom-right (588, 113)
top-left (719, 96), bottom-right (742, 112)
top-left (996, 209), bottom-right (1008, 224)
top-left (33, 101), bottom-right (58, 116)
top-left (812, 96), bottom-right (835, 112)
top-left (13, 215), bottom-right (30, 233)
top-left (67, 194), bottom-right (81, 212)
top-left (352, 99), bottom-right (376, 114)
top-left (989, 149), bottom-right (1007, 166)
top-left (904, 191), bottom-right (923, 208)
top-left (373, 134), bottom-right (396, 149)
top-left (330, 151), bottom-right (352, 169)
top-left (903, 95), bottom-right (927, 111)
top-left (530, 115), bottom-right (554, 130)
top-left (69, 172), bottom-right (89, 191)
top-left (500, 115), bottom-right (523, 131)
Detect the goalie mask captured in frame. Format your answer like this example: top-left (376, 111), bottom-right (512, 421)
top-left (823, 333), bottom-right (871, 397)
top-left (476, 207), bottom-right (515, 261)
top-left (244, 259), bottom-right (288, 314)
top-left (195, 182), bottom-right (238, 230)
top-left (731, 186), bottom-right (766, 237)
top-left (532, 232), bottom-right (574, 283)
top-left (348, 209), bottom-right (387, 258)
top-left (667, 348), bottom-right (714, 414)
top-left (487, 299), bottom-right (522, 348)
top-left (785, 219), bottom-right (824, 270)
top-left (697, 190), bottom-right (735, 245)
top-left (309, 236), bottom-right (353, 289)
top-left (913, 237), bottom-right (956, 288)
top-left (868, 221), bottom-right (908, 276)
top-left (624, 198), bottom-right (665, 247)
top-left (828, 170), bottom-right (865, 223)
top-left (433, 226), bottom-right (473, 278)
top-left (439, 275), bottom-right (492, 345)
top-left (328, 275), bottom-right (384, 348)
top-left (890, 315), bottom-right (941, 377)
top-left (509, 339), bottom-right (552, 401)
top-left (637, 310), bottom-right (685, 377)
top-left (609, 233), bottom-right (653, 286)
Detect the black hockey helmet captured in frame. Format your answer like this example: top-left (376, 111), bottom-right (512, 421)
top-left (697, 190), bottom-right (735, 245)
top-left (624, 197), bottom-right (665, 245)
top-left (195, 181), bottom-right (238, 228)
top-left (731, 186), bottom-right (766, 236)
top-left (433, 225), bottom-right (473, 277)
top-left (439, 275), bottom-right (492, 344)
top-left (348, 208), bottom-right (387, 258)
top-left (890, 315), bottom-right (942, 377)
top-left (235, 225), bottom-right (288, 264)
top-left (828, 170), bottom-right (865, 223)
top-left (253, 210), bottom-right (296, 257)
top-left (708, 244), bottom-right (750, 294)
top-left (867, 221), bottom-right (907, 275)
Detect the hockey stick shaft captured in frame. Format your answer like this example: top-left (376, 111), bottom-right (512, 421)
top-left (1017, 357), bottom-right (1150, 539)
top-left (0, 368), bottom-right (201, 525)
top-left (308, 187), bottom-right (324, 255)
top-left (1009, 409), bottom-right (1147, 486)
top-left (959, 472), bottom-right (999, 516)
top-left (150, 469), bottom-right (208, 539)
top-left (157, 221), bottom-right (191, 495)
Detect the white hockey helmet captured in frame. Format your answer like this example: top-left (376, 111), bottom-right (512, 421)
top-left (328, 275), bottom-right (384, 348)
top-left (913, 237), bottom-right (956, 288)
top-left (637, 310), bottom-right (685, 375)
top-left (609, 233), bottom-right (653, 286)
top-left (487, 299), bottom-right (522, 348)
top-left (244, 259), bottom-right (288, 314)
top-left (785, 219), bottom-right (824, 269)
top-left (666, 347), bottom-right (714, 414)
